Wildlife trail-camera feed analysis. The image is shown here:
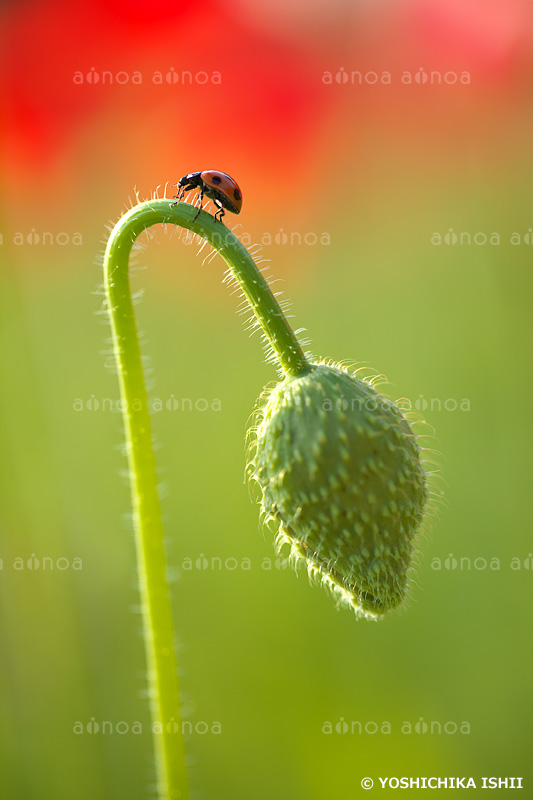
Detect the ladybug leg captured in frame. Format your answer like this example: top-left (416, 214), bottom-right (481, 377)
top-left (213, 201), bottom-right (226, 223)
top-left (171, 181), bottom-right (198, 207)
top-left (192, 186), bottom-right (204, 222)
top-left (170, 183), bottom-right (188, 207)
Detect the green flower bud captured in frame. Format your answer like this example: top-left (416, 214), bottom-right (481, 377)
top-left (248, 362), bottom-right (428, 618)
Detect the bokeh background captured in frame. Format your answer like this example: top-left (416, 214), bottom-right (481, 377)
top-left (2, 0), bottom-right (533, 798)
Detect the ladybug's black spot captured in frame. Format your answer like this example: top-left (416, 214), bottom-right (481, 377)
top-left (234, 188), bottom-right (242, 200)
top-left (211, 175), bottom-right (222, 184)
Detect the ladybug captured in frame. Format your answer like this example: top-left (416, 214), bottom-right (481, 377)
top-left (171, 170), bottom-right (243, 223)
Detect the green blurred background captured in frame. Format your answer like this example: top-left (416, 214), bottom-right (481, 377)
top-left (2, 1), bottom-right (532, 797)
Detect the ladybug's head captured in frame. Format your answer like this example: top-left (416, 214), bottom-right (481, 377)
top-left (177, 172), bottom-right (202, 189)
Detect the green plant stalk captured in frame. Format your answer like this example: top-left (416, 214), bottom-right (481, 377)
top-left (103, 199), bottom-right (310, 800)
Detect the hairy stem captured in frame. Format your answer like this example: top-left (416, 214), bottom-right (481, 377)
top-left (103, 198), bottom-right (310, 800)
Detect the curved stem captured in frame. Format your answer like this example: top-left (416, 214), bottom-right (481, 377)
top-left (103, 199), bottom-right (310, 800)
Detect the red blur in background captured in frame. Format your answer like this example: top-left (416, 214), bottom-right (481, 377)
top-left (2, 0), bottom-right (533, 225)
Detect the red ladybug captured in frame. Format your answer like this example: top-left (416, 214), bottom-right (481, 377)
top-left (171, 170), bottom-right (243, 223)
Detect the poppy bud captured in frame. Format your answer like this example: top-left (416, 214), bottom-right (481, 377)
top-left (248, 362), bottom-right (427, 618)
